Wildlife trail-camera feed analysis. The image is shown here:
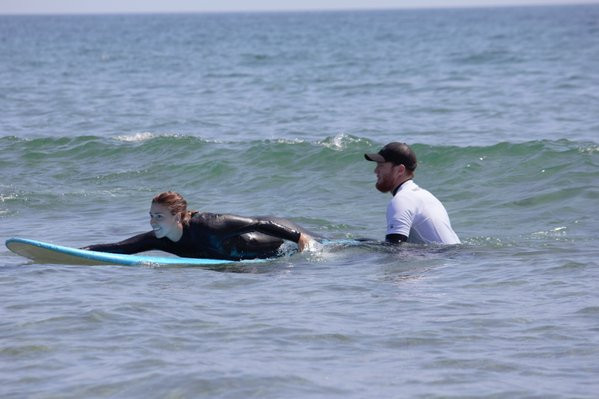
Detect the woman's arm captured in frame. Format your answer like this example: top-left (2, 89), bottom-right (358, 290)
top-left (82, 231), bottom-right (158, 254)
top-left (212, 214), bottom-right (311, 248)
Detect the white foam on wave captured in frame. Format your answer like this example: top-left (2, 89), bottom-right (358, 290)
top-left (0, 194), bottom-right (18, 202)
top-left (531, 226), bottom-right (568, 238)
top-left (319, 133), bottom-right (367, 150)
top-left (114, 132), bottom-right (233, 144)
top-left (578, 144), bottom-right (599, 154)
top-left (114, 132), bottom-right (157, 142)
top-left (272, 138), bottom-right (305, 145)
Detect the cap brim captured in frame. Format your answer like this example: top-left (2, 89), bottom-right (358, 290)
top-left (364, 153), bottom-right (385, 162)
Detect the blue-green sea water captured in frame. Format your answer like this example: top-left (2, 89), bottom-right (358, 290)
top-left (1, 5), bottom-right (599, 398)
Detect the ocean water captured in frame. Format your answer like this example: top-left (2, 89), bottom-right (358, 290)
top-left (1, 5), bottom-right (599, 398)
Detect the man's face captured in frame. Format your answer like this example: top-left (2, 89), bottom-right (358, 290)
top-left (374, 161), bottom-right (400, 193)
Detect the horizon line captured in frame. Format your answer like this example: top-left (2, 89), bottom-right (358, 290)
top-left (0, 1), bottom-right (597, 16)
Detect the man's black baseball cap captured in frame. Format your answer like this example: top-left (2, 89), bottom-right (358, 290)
top-left (364, 142), bottom-right (417, 171)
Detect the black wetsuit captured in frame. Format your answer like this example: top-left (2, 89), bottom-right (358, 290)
top-left (84, 212), bottom-right (311, 260)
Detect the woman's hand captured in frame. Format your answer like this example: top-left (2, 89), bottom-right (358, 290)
top-left (297, 233), bottom-right (314, 252)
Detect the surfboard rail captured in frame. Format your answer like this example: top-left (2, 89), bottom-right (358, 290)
top-left (5, 237), bottom-right (262, 266)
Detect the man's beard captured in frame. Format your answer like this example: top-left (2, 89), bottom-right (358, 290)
top-left (375, 176), bottom-right (394, 193)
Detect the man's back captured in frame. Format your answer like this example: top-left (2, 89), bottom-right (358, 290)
top-left (386, 180), bottom-right (460, 245)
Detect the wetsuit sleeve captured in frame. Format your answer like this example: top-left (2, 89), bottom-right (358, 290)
top-left (82, 231), bottom-right (158, 254)
top-left (214, 214), bottom-right (302, 243)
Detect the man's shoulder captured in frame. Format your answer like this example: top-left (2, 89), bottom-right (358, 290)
top-left (392, 180), bottom-right (420, 200)
top-left (388, 189), bottom-right (418, 212)
top-left (399, 180), bottom-right (439, 200)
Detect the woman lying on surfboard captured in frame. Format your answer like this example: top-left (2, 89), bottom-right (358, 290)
top-left (83, 191), bottom-right (315, 260)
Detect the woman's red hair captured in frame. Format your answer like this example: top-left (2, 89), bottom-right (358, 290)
top-left (152, 191), bottom-right (193, 225)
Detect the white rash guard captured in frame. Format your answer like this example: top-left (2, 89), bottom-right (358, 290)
top-left (386, 180), bottom-right (460, 245)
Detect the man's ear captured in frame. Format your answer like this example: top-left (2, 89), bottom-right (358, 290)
top-left (396, 163), bottom-right (406, 175)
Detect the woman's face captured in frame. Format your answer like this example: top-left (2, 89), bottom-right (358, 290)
top-left (149, 203), bottom-right (179, 239)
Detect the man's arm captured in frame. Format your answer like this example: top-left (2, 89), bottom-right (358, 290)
top-left (385, 233), bottom-right (408, 244)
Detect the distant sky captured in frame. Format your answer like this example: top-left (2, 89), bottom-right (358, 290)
top-left (0, 0), bottom-right (598, 14)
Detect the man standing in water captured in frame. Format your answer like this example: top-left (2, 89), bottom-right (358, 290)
top-left (365, 142), bottom-right (460, 244)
